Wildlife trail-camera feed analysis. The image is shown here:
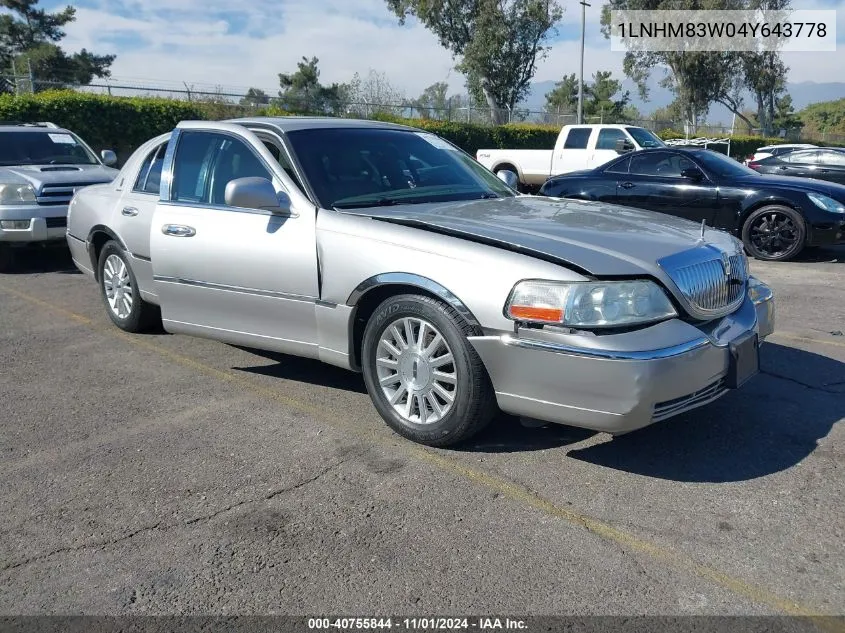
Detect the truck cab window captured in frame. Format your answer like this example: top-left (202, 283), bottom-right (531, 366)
top-left (563, 128), bottom-right (591, 149)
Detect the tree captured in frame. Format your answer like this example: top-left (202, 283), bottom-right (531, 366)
top-left (346, 69), bottom-right (406, 116)
top-left (585, 70), bottom-right (630, 122)
top-left (0, 0), bottom-right (114, 92)
top-left (409, 81), bottom-right (450, 119)
top-left (386, 0), bottom-right (563, 124)
top-left (546, 71), bottom-right (630, 123)
top-left (278, 56), bottom-right (349, 115)
top-left (544, 73), bottom-right (578, 114)
top-left (240, 87), bottom-right (270, 107)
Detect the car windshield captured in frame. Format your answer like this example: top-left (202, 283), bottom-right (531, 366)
top-left (695, 149), bottom-right (760, 177)
top-left (0, 131), bottom-right (99, 166)
top-left (625, 127), bottom-right (665, 148)
top-left (284, 127), bottom-right (516, 209)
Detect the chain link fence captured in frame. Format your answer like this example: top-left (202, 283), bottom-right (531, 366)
top-left (2, 74), bottom-right (843, 144)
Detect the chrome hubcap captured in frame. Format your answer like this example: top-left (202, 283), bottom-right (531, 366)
top-left (102, 254), bottom-right (133, 319)
top-left (376, 317), bottom-right (457, 425)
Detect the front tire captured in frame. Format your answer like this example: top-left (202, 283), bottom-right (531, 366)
top-left (361, 294), bottom-right (496, 447)
top-left (742, 205), bottom-right (806, 261)
top-left (97, 241), bottom-right (159, 332)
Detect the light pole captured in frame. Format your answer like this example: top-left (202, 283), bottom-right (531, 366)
top-left (577, 0), bottom-right (591, 125)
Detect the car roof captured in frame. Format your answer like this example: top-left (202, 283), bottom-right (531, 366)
top-left (226, 116), bottom-right (419, 133)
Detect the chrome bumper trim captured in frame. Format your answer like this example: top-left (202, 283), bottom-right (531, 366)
top-left (501, 334), bottom-right (710, 361)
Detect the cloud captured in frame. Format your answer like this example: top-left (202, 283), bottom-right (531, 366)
top-left (47, 0), bottom-right (845, 99)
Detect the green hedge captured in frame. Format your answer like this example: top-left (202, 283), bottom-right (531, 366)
top-left (1, 91), bottom-right (837, 165)
top-left (0, 91), bottom-right (204, 164)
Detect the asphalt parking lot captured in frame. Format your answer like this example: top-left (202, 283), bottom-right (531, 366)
top-left (0, 245), bottom-right (843, 617)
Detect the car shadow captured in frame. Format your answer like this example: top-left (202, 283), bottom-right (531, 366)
top-left (567, 342), bottom-right (845, 483)
top-left (798, 245), bottom-right (845, 263)
top-left (231, 347), bottom-right (368, 394)
top-left (1, 247), bottom-right (79, 274)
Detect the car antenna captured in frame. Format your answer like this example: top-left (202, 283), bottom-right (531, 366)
top-left (699, 219), bottom-right (707, 242)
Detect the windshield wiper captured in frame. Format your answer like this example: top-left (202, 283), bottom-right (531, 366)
top-left (333, 198), bottom-right (402, 209)
top-left (478, 193), bottom-right (499, 199)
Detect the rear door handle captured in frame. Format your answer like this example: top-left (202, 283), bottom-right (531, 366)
top-left (121, 206), bottom-right (139, 217)
top-left (161, 224), bottom-right (196, 237)
top-left (620, 182), bottom-right (635, 189)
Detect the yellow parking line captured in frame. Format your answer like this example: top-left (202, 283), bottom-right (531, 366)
top-left (771, 332), bottom-right (845, 349)
top-left (0, 282), bottom-right (841, 626)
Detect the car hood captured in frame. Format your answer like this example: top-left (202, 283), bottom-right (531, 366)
top-left (0, 164), bottom-right (119, 190)
top-left (747, 173), bottom-right (845, 199)
top-left (343, 195), bottom-right (738, 277)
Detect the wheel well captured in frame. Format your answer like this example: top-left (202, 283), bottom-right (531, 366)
top-left (494, 162), bottom-right (519, 176)
top-left (739, 200), bottom-right (802, 230)
top-left (349, 284), bottom-right (457, 371)
top-left (89, 231), bottom-right (112, 280)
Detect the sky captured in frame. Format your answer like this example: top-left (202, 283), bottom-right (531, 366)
top-left (37, 0), bottom-right (845, 102)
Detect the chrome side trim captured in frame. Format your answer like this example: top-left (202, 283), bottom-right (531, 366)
top-left (346, 272), bottom-right (481, 328)
top-left (153, 275), bottom-right (317, 303)
top-left (499, 334), bottom-right (711, 361)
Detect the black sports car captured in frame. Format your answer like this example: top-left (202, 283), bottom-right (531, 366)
top-left (748, 147), bottom-right (845, 186)
top-left (539, 147), bottom-right (845, 261)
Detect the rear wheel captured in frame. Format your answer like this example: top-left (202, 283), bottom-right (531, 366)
top-left (742, 205), bottom-right (806, 261)
top-left (361, 294), bottom-right (496, 447)
top-left (97, 241), bottom-right (159, 332)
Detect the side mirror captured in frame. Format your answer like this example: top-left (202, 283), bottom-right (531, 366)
top-left (224, 177), bottom-right (291, 213)
top-left (100, 150), bottom-right (117, 167)
top-left (681, 167), bottom-right (705, 181)
top-left (615, 139), bottom-right (635, 153)
top-left (496, 169), bottom-right (519, 189)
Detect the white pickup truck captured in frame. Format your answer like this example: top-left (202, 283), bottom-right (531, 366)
top-left (476, 124), bottom-right (666, 188)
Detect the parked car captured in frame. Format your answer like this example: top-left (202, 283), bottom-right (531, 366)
top-left (748, 147), bottom-right (845, 185)
top-left (540, 147), bottom-right (845, 262)
top-left (0, 121), bottom-right (119, 271)
top-left (744, 143), bottom-right (817, 165)
top-left (475, 124), bottom-right (665, 189)
top-left (67, 117), bottom-right (774, 447)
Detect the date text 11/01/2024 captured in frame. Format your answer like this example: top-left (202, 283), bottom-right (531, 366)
top-left (307, 618), bottom-right (528, 630)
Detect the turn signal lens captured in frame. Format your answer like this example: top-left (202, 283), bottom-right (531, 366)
top-left (508, 305), bottom-right (564, 323)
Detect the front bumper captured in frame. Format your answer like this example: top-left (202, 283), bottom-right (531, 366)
top-left (0, 204), bottom-right (69, 244)
top-left (807, 218), bottom-right (845, 247)
top-left (469, 278), bottom-right (775, 435)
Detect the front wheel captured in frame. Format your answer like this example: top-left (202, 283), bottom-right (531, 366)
top-left (741, 205), bottom-right (806, 261)
top-left (97, 241), bottom-right (159, 332)
top-left (361, 294), bottom-right (496, 447)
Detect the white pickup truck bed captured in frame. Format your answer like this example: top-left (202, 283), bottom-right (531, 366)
top-left (476, 124), bottom-right (665, 188)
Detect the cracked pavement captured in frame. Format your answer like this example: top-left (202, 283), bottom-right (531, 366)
top-left (0, 246), bottom-right (843, 616)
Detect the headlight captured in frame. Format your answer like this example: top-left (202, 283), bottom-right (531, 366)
top-left (807, 192), bottom-right (845, 214)
top-left (505, 279), bottom-right (678, 328)
top-left (0, 183), bottom-right (37, 205)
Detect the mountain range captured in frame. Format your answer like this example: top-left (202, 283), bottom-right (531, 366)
top-left (524, 77), bottom-right (845, 124)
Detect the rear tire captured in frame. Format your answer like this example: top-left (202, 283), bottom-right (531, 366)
top-left (361, 294), bottom-right (496, 447)
top-left (741, 205), bottom-right (806, 261)
top-left (97, 241), bottom-right (159, 332)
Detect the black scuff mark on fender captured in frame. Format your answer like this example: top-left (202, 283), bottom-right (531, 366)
top-left (368, 216), bottom-right (596, 279)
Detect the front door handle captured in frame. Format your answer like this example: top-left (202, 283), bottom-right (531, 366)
top-left (121, 206), bottom-right (139, 217)
top-left (778, 166), bottom-right (789, 170)
top-left (620, 182), bottom-right (635, 189)
top-left (161, 224), bottom-right (196, 237)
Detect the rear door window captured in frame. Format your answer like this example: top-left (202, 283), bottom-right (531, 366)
top-left (564, 128), bottom-right (592, 149)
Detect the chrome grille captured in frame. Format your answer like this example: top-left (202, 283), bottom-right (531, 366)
top-left (36, 183), bottom-right (93, 206)
top-left (653, 379), bottom-right (727, 422)
top-left (659, 245), bottom-right (748, 319)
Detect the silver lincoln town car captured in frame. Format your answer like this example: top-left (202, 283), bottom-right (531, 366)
top-left (67, 117), bottom-right (775, 446)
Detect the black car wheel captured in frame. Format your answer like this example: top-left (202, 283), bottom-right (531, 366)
top-left (97, 240), bottom-right (160, 332)
top-left (361, 294), bottom-right (497, 447)
top-left (741, 205), bottom-right (806, 262)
